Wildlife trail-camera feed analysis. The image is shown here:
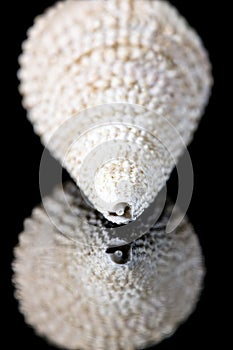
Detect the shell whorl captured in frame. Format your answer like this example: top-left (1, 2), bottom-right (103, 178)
top-left (13, 181), bottom-right (204, 350)
top-left (19, 0), bottom-right (212, 223)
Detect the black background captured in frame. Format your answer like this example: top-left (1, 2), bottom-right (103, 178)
top-left (3, 0), bottom-right (226, 349)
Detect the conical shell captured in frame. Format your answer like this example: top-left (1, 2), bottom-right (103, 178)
top-left (19, 0), bottom-right (212, 223)
top-left (13, 182), bottom-right (204, 350)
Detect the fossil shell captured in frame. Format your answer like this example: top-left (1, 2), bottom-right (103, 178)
top-left (13, 182), bottom-right (204, 350)
top-left (19, 0), bottom-right (212, 223)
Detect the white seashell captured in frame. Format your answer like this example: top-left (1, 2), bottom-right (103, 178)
top-left (19, 0), bottom-right (212, 223)
top-left (13, 182), bottom-right (204, 350)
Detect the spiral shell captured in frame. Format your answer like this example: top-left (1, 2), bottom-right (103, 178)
top-left (18, 0), bottom-right (212, 223)
top-left (13, 181), bottom-right (204, 350)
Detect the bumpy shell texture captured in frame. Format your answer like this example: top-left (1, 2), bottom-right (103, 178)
top-left (13, 182), bottom-right (204, 350)
top-left (19, 0), bottom-right (212, 223)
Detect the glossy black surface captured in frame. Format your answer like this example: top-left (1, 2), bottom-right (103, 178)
top-left (3, 1), bottom-right (225, 349)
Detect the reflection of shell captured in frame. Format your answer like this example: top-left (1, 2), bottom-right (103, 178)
top-left (13, 182), bottom-right (204, 350)
top-left (19, 0), bottom-right (212, 223)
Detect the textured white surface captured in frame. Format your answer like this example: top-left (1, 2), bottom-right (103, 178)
top-left (13, 182), bottom-right (204, 350)
top-left (19, 0), bottom-right (212, 222)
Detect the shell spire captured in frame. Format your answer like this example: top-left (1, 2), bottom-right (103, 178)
top-left (19, 0), bottom-right (212, 223)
